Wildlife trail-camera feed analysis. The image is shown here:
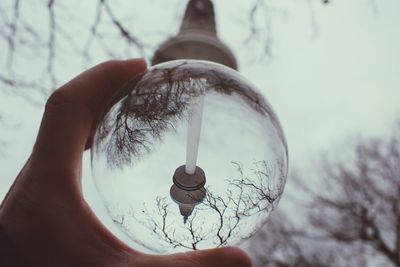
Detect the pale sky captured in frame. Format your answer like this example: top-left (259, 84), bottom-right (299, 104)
top-left (0, 0), bottom-right (399, 252)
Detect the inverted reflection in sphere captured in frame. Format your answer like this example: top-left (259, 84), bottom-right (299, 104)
top-left (91, 60), bottom-right (288, 253)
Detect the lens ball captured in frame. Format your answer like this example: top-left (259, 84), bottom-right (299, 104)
top-left (91, 60), bottom-right (288, 253)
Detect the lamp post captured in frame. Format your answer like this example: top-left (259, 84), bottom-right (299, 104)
top-left (152, 0), bottom-right (238, 223)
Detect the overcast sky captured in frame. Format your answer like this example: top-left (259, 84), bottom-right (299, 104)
top-left (1, 0), bottom-right (399, 251)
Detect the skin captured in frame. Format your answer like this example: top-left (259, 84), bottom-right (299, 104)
top-left (0, 59), bottom-right (252, 267)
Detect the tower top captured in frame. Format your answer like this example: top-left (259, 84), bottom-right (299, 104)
top-left (151, 0), bottom-right (237, 70)
top-left (180, 0), bottom-right (216, 35)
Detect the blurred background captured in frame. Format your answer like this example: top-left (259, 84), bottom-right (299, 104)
top-left (0, 0), bottom-right (399, 266)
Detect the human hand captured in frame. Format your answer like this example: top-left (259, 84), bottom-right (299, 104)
top-left (0, 59), bottom-right (252, 267)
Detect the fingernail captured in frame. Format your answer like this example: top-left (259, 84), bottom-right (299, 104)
top-left (125, 58), bottom-right (148, 67)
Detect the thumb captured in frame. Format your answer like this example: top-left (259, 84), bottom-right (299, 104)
top-left (136, 247), bottom-right (252, 267)
top-left (30, 59), bottom-right (147, 173)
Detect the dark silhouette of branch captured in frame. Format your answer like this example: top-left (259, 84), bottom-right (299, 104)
top-left (0, 0), bottom-right (334, 98)
top-left (5, 0), bottom-right (20, 73)
top-left (119, 160), bottom-right (285, 251)
top-left (0, 0), bottom-right (147, 97)
top-left (95, 61), bottom-right (283, 168)
top-left (103, 0), bottom-right (145, 58)
top-left (245, 0), bottom-right (273, 59)
top-left (46, 0), bottom-right (56, 89)
top-left (145, 197), bottom-right (207, 250)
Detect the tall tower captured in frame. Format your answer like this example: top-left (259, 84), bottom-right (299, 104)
top-left (152, 0), bottom-right (238, 223)
top-left (152, 0), bottom-right (237, 70)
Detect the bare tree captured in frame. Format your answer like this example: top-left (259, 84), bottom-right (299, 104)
top-left (243, 121), bottom-right (400, 267)
top-left (304, 122), bottom-right (400, 266)
top-left (0, 0), bottom-right (148, 98)
top-left (0, 0), bottom-right (330, 99)
top-left (245, 208), bottom-right (373, 267)
top-left (94, 61), bottom-right (280, 168)
top-left (109, 160), bottom-right (285, 252)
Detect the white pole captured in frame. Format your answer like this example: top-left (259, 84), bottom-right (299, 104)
top-left (185, 95), bottom-right (205, 175)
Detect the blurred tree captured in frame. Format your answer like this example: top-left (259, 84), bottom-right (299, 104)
top-left (307, 122), bottom-right (400, 267)
top-left (246, 121), bottom-right (400, 266)
top-left (246, 210), bottom-right (370, 267)
top-left (0, 0), bottom-right (328, 99)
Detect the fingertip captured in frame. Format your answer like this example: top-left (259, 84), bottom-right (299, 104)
top-left (124, 58), bottom-right (148, 74)
top-left (224, 247), bottom-right (252, 267)
top-left (125, 57), bottom-right (147, 65)
top-left (130, 247), bottom-right (252, 267)
top-left (95, 58), bottom-right (147, 87)
top-left (83, 58), bottom-right (147, 151)
top-left (179, 247), bottom-right (252, 267)
top-left (208, 247), bottom-right (252, 267)
top-left (32, 58), bottom-right (148, 170)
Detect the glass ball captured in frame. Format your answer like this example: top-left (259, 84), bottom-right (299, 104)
top-left (91, 59), bottom-right (288, 253)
